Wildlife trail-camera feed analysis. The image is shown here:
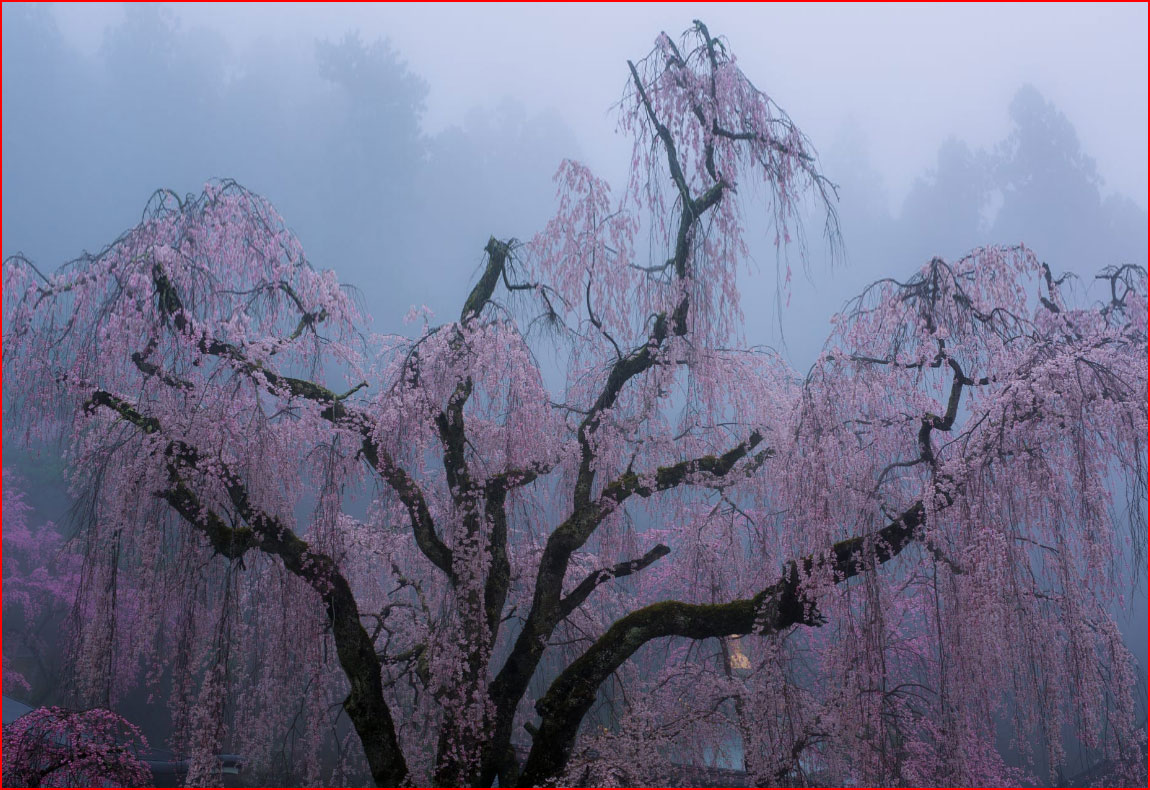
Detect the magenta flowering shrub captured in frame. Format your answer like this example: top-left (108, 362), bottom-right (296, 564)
top-left (1, 706), bottom-right (151, 787)
top-left (2, 471), bottom-right (83, 696)
top-left (2, 21), bottom-right (1145, 787)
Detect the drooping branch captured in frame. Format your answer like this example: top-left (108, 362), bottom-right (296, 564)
top-left (85, 391), bottom-right (409, 787)
top-left (480, 131), bottom-right (732, 775)
top-left (1096, 263), bottom-right (1145, 321)
top-left (600, 431), bottom-right (768, 505)
top-left (627, 59), bottom-right (694, 207)
top-left (130, 341), bottom-right (194, 391)
top-left (472, 64), bottom-right (766, 741)
top-left (487, 461), bottom-right (552, 492)
top-left (566, 56), bottom-right (734, 513)
top-left (85, 391), bottom-right (259, 560)
top-left (149, 261), bottom-right (455, 578)
top-left (558, 544), bottom-right (671, 621)
top-left (519, 500), bottom-right (927, 786)
top-left (484, 431), bottom-right (763, 785)
top-left (358, 437), bottom-right (454, 578)
top-left (918, 357), bottom-right (970, 467)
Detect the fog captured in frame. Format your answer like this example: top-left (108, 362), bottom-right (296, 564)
top-left (39, 4), bottom-right (1150, 204)
top-left (5, 5), bottom-right (1147, 346)
top-left (3, 1), bottom-right (1146, 780)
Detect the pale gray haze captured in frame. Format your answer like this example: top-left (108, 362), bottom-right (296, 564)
top-left (6, 3), bottom-right (1146, 354)
top-left (42, 3), bottom-right (1150, 206)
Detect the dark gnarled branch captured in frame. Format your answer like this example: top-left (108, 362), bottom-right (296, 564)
top-left (558, 544), bottom-right (671, 621)
top-left (484, 431), bottom-right (764, 785)
top-left (85, 391), bottom-right (409, 787)
top-left (149, 262), bottom-right (454, 578)
top-left (519, 500), bottom-right (927, 785)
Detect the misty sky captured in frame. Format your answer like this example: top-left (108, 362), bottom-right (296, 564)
top-left (46, 2), bottom-right (1148, 211)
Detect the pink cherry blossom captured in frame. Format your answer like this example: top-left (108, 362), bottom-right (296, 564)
top-left (2, 706), bottom-right (151, 787)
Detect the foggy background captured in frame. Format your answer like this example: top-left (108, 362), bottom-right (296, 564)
top-left (3, 0), bottom-right (1146, 772)
top-left (5, 3), bottom-right (1147, 349)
